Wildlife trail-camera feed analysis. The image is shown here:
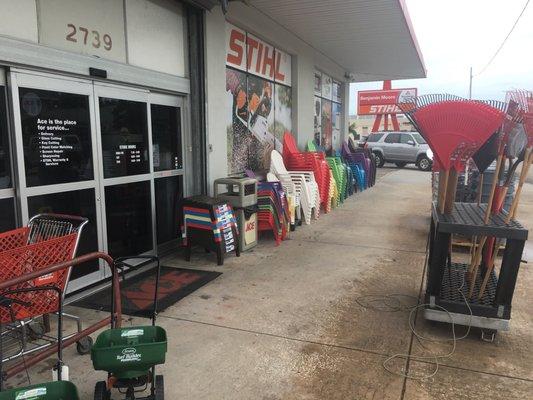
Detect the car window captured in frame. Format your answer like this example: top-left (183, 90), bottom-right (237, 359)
top-left (412, 133), bottom-right (426, 144)
top-left (400, 134), bottom-right (414, 144)
top-left (384, 133), bottom-right (400, 144)
top-left (366, 133), bottom-right (384, 143)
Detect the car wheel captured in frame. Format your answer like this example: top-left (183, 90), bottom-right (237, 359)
top-left (395, 162), bottom-right (407, 168)
top-left (373, 152), bottom-right (385, 167)
top-left (417, 156), bottom-right (431, 171)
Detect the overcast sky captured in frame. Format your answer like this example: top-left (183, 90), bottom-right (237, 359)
top-left (348, 0), bottom-right (533, 115)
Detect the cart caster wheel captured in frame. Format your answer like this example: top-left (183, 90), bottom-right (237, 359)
top-left (28, 321), bottom-right (46, 340)
top-left (481, 329), bottom-right (497, 343)
top-left (76, 336), bottom-right (93, 355)
top-left (155, 375), bottom-right (164, 400)
top-left (94, 381), bottom-right (111, 400)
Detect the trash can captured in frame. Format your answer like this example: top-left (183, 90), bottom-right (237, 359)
top-left (214, 177), bottom-right (258, 251)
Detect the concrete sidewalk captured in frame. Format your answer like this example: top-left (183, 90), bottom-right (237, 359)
top-left (6, 168), bottom-right (533, 399)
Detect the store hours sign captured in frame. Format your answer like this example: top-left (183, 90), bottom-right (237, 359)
top-left (38, 0), bottom-right (127, 63)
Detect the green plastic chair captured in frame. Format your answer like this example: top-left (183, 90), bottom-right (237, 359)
top-left (326, 157), bottom-right (346, 204)
top-left (307, 140), bottom-right (318, 152)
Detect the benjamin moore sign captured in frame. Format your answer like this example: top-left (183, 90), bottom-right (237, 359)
top-left (358, 88), bottom-right (417, 115)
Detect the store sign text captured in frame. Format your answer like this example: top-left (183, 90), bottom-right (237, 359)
top-left (226, 24), bottom-right (291, 86)
top-left (357, 88), bottom-right (417, 115)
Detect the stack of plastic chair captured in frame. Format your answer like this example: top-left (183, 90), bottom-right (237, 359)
top-left (326, 170), bottom-right (337, 212)
top-left (266, 172), bottom-right (298, 229)
top-left (342, 142), bottom-right (367, 191)
top-left (366, 148), bottom-right (377, 187)
top-left (181, 196), bottom-right (240, 265)
top-left (288, 169), bottom-right (321, 220)
top-left (257, 181), bottom-right (290, 245)
top-left (326, 156), bottom-right (346, 204)
top-left (283, 132), bottom-right (331, 212)
top-left (270, 150), bottom-right (319, 225)
top-left (335, 150), bottom-right (354, 198)
top-left (345, 163), bottom-right (355, 196)
top-left (336, 156), bottom-right (350, 199)
top-left (348, 138), bottom-right (376, 187)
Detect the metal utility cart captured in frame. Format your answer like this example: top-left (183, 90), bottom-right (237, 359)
top-left (425, 202), bottom-right (528, 340)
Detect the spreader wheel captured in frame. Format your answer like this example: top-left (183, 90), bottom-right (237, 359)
top-left (94, 381), bottom-right (111, 400)
top-left (155, 375), bottom-right (164, 400)
top-left (76, 336), bottom-right (93, 355)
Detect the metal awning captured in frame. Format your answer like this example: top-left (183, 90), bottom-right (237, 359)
top-left (246, 0), bottom-right (426, 82)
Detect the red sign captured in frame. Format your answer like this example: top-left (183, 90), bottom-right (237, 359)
top-left (358, 88), bottom-right (417, 115)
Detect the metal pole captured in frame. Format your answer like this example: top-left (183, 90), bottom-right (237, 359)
top-left (468, 67), bottom-right (473, 99)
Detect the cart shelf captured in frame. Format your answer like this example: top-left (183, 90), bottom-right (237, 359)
top-left (425, 262), bottom-right (498, 316)
top-left (432, 202), bottom-right (528, 240)
top-left (425, 202), bottom-right (527, 333)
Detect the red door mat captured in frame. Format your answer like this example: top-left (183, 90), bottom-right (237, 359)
top-left (72, 267), bottom-right (222, 317)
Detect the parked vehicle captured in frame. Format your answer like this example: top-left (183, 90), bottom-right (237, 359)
top-left (364, 131), bottom-right (433, 171)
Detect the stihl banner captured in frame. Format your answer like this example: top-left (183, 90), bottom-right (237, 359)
top-left (225, 23), bottom-right (292, 86)
top-left (358, 88), bottom-right (417, 115)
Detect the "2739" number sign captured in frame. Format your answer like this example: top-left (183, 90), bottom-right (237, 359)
top-left (66, 24), bottom-right (112, 51)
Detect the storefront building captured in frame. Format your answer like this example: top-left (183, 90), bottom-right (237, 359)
top-left (0, 0), bottom-right (425, 292)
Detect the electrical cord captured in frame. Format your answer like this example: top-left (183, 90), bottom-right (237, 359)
top-left (382, 274), bottom-right (472, 380)
top-left (356, 229), bottom-right (473, 380)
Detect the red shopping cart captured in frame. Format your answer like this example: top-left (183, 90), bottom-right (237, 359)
top-left (0, 214), bottom-right (91, 365)
top-left (0, 252), bottom-right (122, 383)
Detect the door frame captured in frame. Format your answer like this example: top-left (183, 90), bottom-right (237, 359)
top-left (9, 69), bottom-right (106, 292)
top-left (9, 69), bottom-right (188, 291)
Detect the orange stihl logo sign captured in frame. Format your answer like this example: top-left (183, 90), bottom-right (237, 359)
top-left (226, 24), bottom-right (291, 86)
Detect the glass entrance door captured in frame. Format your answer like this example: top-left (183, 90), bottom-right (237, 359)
top-left (93, 83), bottom-right (155, 265)
top-left (10, 71), bottom-right (185, 291)
top-left (150, 93), bottom-right (184, 253)
top-left (10, 70), bottom-right (104, 292)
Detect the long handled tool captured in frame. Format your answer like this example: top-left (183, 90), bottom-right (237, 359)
top-left (468, 100), bottom-right (524, 297)
top-left (477, 91), bottom-right (533, 298)
top-left (508, 90), bottom-right (533, 219)
top-left (467, 151), bottom-right (503, 297)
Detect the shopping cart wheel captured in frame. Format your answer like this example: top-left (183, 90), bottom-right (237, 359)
top-left (155, 375), bottom-right (164, 400)
top-left (76, 336), bottom-right (93, 355)
top-left (28, 321), bottom-right (46, 340)
top-left (94, 381), bottom-right (110, 400)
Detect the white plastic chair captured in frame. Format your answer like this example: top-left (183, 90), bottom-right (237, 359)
top-left (270, 150), bottom-right (318, 224)
top-left (287, 170), bottom-right (320, 220)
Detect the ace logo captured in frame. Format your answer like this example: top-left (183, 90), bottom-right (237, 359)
top-left (245, 221), bottom-right (255, 232)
